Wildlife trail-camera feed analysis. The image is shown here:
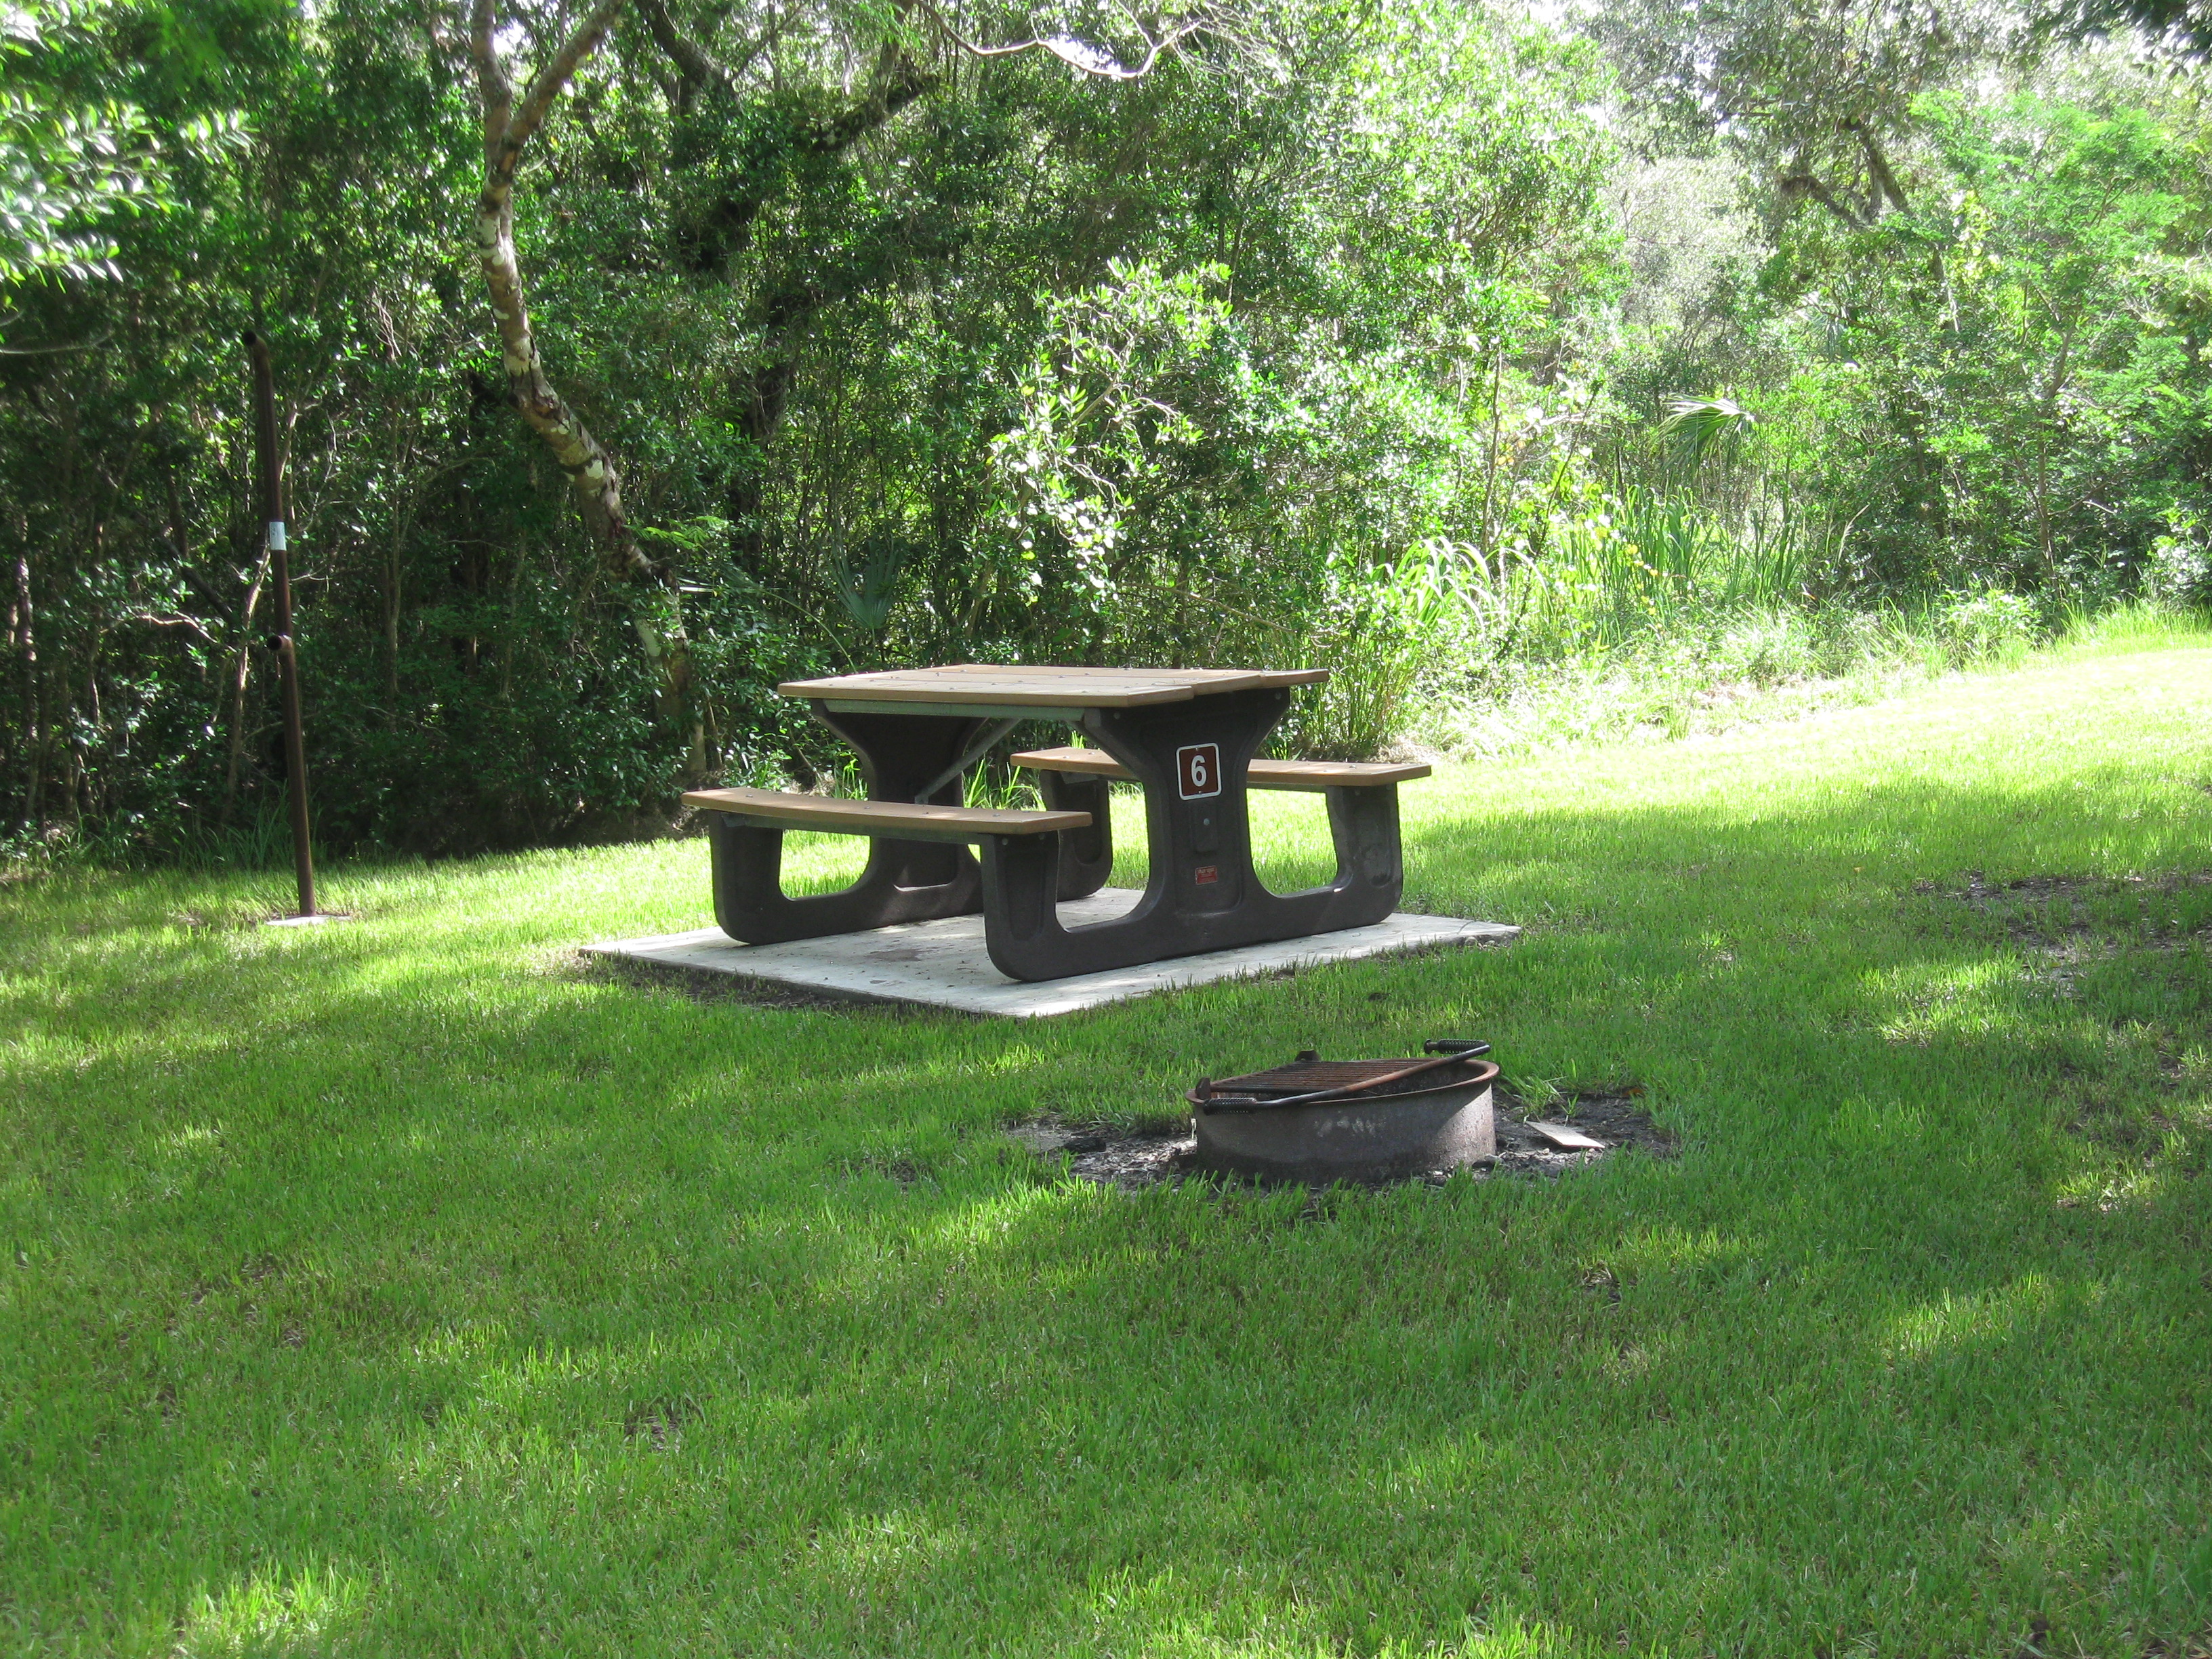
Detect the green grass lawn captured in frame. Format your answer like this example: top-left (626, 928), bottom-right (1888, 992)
top-left (5, 628), bottom-right (2211, 1657)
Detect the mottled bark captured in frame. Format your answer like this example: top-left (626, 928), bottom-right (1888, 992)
top-left (220, 544), bottom-right (270, 823)
top-left (469, 0), bottom-right (702, 761)
top-left (469, 0), bottom-right (648, 583)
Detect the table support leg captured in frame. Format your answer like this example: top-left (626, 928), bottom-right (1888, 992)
top-left (1032, 769), bottom-right (1114, 899)
top-left (1322, 783), bottom-right (1404, 899)
top-left (708, 815), bottom-right (984, 943)
top-left (975, 688), bottom-right (1408, 981)
top-left (705, 708), bottom-right (990, 944)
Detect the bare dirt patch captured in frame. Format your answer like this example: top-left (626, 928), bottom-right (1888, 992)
top-left (1919, 870), bottom-right (2212, 996)
top-left (1496, 1089), bottom-right (1677, 1176)
top-left (1927, 868), bottom-right (2212, 935)
top-left (623, 1395), bottom-right (702, 1452)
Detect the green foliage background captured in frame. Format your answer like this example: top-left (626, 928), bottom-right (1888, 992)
top-left (2, 0), bottom-right (2209, 857)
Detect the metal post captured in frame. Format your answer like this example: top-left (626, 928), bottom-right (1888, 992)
top-left (245, 331), bottom-right (316, 918)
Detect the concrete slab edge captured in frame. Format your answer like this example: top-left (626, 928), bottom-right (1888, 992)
top-left (582, 912), bottom-right (1520, 1019)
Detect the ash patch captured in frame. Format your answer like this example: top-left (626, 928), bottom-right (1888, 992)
top-left (1069, 1129), bottom-right (1198, 1190)
top-left (1493, 1090), bottom-right (1676, 1178)
top-left (1006, 1090), bottom-right (1673, 1193)
top-left (1008, 1121), bottom-right (1197, 1191)
top-left (1928, 868), bottom-right (2212, 935)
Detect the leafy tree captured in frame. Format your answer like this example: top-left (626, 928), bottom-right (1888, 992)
top-left (1590, 0), bottom-right (2025, 225)
top-left (1, 0), bottom-right (239, 298)
top-left (15, 0), bottom-right (2202, 859)
top-left (2051, 0), bottom-right (2212, 58)
top-left (1763, 86), bottom-right (2212, 589)
top-left (0, 0), bottom-right (1629, 849)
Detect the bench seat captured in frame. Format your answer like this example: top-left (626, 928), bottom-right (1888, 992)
top-left (682, 787), bottom-right (1088, 844)
top-left (1010, 747), bottom-right (1431, 790)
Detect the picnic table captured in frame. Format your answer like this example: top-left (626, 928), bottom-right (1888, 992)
top-left (681, 665), bottom-right (1430, 981)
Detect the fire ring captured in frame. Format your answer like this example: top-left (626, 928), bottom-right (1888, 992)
top-left (1188, 1040), bottom-right (1500, 1183)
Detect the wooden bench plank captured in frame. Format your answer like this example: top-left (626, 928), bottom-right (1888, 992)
top-left (683, 787), bottom-right (1088, 839)
top-left (1011, 747), bottom-right (1432, 789)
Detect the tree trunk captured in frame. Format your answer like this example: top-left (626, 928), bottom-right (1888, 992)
top-left (642, 0), bottom-right (934, 594)
top-left (384, 525), bottom-right (403, 716)
top-left (165, 471), bottom-right (192, 572)
top-left (2033, 435), bottom-right (2057, 583)
top-left (469, 0), bottom-right (703, 765)
top-left (220, 544), bottom-right (271, 825)
top-left (79, 613), bottom-right (104, 824)
top-left (1480, 335), bottom-right (1506, 557)
top-left (470, 1), bottom-right (651, 576)
top-left (382, 474), bottom-right (415, 719)
top-left (382, 417), bottom-right (417, 718)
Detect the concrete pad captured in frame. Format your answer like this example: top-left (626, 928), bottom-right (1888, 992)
top-left (583, 888), bottom-right (1519, 1019)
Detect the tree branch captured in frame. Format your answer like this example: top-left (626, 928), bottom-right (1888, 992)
top-left (1779, 166), bottom-right (1868, 229)
top-left (804, 47), bottom-right (938, 151)
top-left (129, 613), bottom-right (220, 645)
top-left (1836, 119), bottom-right (1912, 218)
top-left (470, 0), bottom-right (513, 151)
top-left (909, 0), bottom-right (1209, 79)
top-left (634, 0), bottom-right (777, 102)
top-left (467, 0), bottom-right (657, 583)
top-left (1860, 130), bottom-right (1911, 214)
top-left (507, 0), bottom-right (628, 158)
top-left (634, 0), bottom-right (725, 93)
top-left (651, 3), bottom-right (937, 279)
top-left (0, 331), bottom-right (109, 355)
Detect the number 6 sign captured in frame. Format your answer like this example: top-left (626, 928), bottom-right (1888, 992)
top-left (1176, 743), bottom-right (1222, 800)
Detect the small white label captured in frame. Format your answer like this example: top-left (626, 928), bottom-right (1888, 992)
top-left (267, 520), bottom-right (287, 551)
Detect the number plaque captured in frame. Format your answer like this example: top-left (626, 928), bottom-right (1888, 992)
top-left (1176, 743), bottom-right (1221, 800)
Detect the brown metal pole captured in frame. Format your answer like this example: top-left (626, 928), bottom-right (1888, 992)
top-left (245, 331), bottom-right (316, 918)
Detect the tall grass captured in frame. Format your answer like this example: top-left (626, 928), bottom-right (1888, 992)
top-left (1271, 482), bottom-right (2200, 764)
top-left (1438, 486), bottom-right (1834, 661)
top-left (1275, 548), bottom-right (1460, 760)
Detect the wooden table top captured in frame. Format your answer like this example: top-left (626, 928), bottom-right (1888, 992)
top-left (779, 664), bottom-right (1330, 709)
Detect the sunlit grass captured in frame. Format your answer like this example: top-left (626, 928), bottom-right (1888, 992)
top-left (1417, 596), bottom-right (2212, 763)
top-left (2, 639), bottom-right (2210, 1654)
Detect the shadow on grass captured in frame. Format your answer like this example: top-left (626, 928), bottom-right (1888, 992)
top-left (2, 763), bottom-right (2209, 1654)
